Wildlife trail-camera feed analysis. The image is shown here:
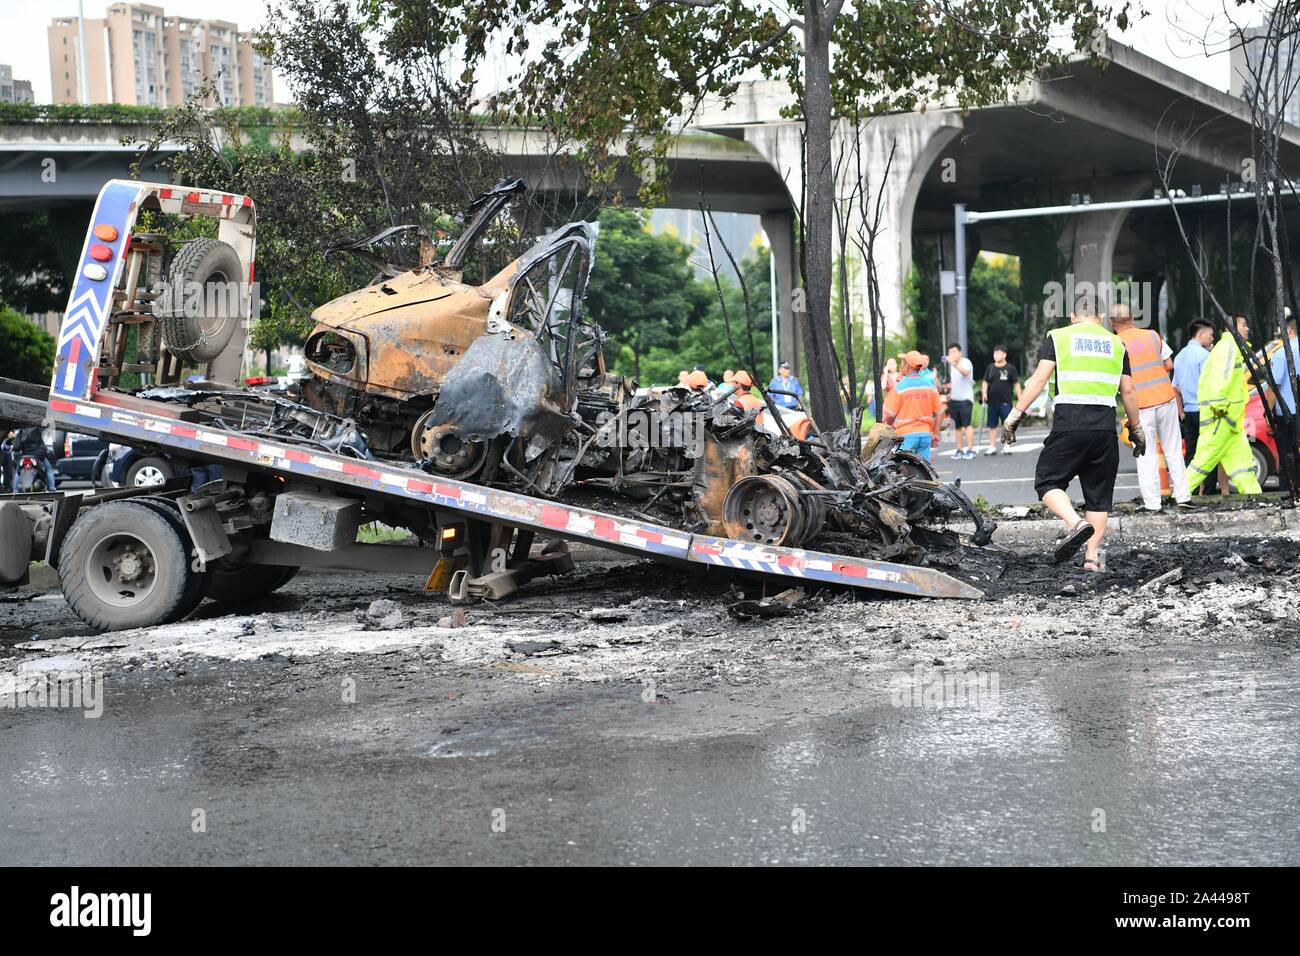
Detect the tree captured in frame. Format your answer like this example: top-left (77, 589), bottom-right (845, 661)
top-left (585, 208), bottom-right (711, 381)
top-left (588, 208), bottom-right (774, 385)
top-left (0, 206), bottom-right (92, 313)
top-left (0, 304), bottom-right (56, 385)
top-left (1157, 0), bottom-right (1300, 497)
top-left (965, 254), bottom-right (1024, 371)
top-left (437, 0), bottom-right (1126, 429)
top-left (137, 0), bottom-right (510, 354)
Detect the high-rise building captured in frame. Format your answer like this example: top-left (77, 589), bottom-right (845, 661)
top-left (47, 3), bottom-right (274, 107)
top-left (1230, 20), bottom-right (1300, 127)
top-left (0, 64), bottom-right (36, 104)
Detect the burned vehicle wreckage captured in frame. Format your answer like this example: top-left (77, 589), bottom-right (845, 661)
top-left (146, 179), bottom-right (996, 562)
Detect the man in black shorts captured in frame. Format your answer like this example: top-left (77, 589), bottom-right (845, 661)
top-left (1002, 302), bottom-right (1147, 569)
top-left (981, 345), bottom-right (1021, 454)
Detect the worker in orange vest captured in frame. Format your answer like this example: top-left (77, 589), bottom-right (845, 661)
top-left (1111, 304), bottom-right (1191, 511)
top-left (731, 370), bottom-right (765, 411)
top-left (882, 350), bottom-right (943, 461)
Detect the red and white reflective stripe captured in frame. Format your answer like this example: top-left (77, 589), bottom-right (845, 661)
top-left (540, 503), bottom-right (688, 550)
top-left (690, 538), bottom-right (902, 584)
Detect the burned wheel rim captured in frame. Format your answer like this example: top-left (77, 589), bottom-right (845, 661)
top-left (723, 474), bottom-right (808, 547)
top-left (84, 531), bottom-right (159, 609)
top-left (412, 412), bottom-right (488, 479)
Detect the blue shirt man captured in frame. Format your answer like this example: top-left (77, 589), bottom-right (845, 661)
top-left (768, 362), bottom-right (804, 409)
top-left (1269, 327), bottom-right (1300, 414)
top-left (1173, 330), bottom-right (1212, 412)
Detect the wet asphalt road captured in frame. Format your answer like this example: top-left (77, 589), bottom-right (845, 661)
top-left (3, 642), bottom-right (1297, 865)
top-left (932, 426), bottom-right (1280, 506)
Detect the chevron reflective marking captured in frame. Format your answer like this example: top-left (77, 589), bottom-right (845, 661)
top-left (52, 181), bottom-right (143, 398)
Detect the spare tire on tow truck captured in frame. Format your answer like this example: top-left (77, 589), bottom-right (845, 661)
top-left (157, 237), bottom-right (244, 363)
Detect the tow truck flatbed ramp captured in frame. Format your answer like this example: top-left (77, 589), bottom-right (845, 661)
top-left (45, 394), bottom-right (982, 600)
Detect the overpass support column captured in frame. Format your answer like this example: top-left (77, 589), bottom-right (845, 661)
top-left (1065, 176), bottom-right (1153, 315)
top-left (1070, 209), bottom-right (1126, 310)
top-left (847, 113), bottom-right (964, 336)
top-left (761, 210), bottom-right (801, 378)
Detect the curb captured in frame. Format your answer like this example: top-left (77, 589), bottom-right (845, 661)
top-left (959, 505), bottom-right (1296, 546)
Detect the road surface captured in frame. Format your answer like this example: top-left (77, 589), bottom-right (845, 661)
top-left (2, 643), bottom-right (1296, 865)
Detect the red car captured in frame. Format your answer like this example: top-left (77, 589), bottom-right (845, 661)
top-left (1244, 391), bottom-right (1279, 486)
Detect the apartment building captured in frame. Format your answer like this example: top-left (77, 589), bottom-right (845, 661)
top-left (48, 2), bottom-right (273, 107)
top-left (0, 64), bottom-right (37, 104)
top-left (1230, 20), bottom-right (1300, 127)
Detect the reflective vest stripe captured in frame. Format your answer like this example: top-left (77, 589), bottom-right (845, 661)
top-left (1055, 393), bottom-right (1120, 406)
top-left (1057, 370), bottom-right (1122, 386)
top-left (1198, 336), bottom-right (1247, 406)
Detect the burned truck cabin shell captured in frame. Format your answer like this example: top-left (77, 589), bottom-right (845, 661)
top-left (295, 182), bottom-right (994, 556)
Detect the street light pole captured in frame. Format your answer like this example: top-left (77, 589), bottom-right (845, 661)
top-left (954, 203), bottom-right (968, 355)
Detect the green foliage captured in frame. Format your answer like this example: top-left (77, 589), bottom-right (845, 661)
top-left (0, 303), bottom-right (55, 385)
top-left (449, 1), bottom-right (1121, 206)
top-left (965, 255), bottom-right (1024, 371)
top-left (0, 206), bottom-right (91, 312)
top-left (836, 254), bottom-right (910, 399)
top-left (906, 252), bottom-right (1023, 369)
top-left (132, 0), bottom-right (510, 352)
top-left (585, 208), bottom-right (710, 380)
top-left (636, 249), bottom-right (774, 387)
top-left (0, 101), bottom-right (293, 126)
top-left (587, 207), bottom-right (772, 385)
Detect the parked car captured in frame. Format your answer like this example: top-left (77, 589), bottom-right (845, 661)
top-left (43, 429), bottom-right (112, 487)
top-left (107, 445), bottom-right (182, 487)
top-left (1244, 391), bottom-right (1279, 486)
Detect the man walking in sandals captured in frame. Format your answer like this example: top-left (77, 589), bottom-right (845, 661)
top-left (1001, 298), bottom-right (1147, 570)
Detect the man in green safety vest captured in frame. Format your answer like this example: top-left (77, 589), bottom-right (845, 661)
top-left (1185, 314), bottom-right (1262, 496)
top-left (1002, 299), bottom-right (1147, 569)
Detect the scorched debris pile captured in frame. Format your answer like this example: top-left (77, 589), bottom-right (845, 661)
top-left (146, 181), bottom-right (996, 559)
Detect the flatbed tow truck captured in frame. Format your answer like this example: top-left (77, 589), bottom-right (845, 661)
top-left (1, 180), bottom-right (982, 632)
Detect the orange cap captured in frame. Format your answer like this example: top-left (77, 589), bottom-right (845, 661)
top-left (733, 369), bottom-right (753, 387)
top-left (687, 370), bottom-right (709, 389)
top-left (903, 350), bottom-right (927, 369)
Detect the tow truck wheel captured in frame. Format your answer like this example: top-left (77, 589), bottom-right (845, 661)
top-left (203, 560), bottom-right (299, 606)
top-left (132, 497), bottom-right (210, 623)
top-left (58, 501), bottom-right (192, 632)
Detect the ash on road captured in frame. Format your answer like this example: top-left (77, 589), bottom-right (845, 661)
top-left (3, 514), bottom-right (1299, 865)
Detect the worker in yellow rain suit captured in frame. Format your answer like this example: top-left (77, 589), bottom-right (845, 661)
top-left (1187, 314), bottom-right (1262, 495)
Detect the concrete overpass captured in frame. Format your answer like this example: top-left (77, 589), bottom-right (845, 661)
top-left (696, 37), bottom-right (1300, 354)
top-left (5, 36), bottom-right (1300, 366)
